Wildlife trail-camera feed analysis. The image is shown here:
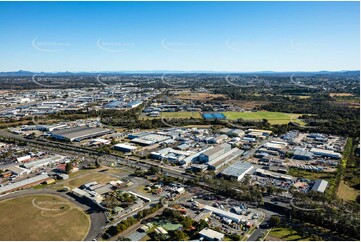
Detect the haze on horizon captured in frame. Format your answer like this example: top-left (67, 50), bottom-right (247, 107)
top-left (0, 1), bottom-right (359, 72)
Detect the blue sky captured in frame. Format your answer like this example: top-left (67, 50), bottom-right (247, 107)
top-left (0, 1), bottom-right (359, 72)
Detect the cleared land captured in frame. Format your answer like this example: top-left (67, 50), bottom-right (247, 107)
top-left (337, 180), bottom-right (359, 201)
top-left (267, 227), bottom-right (310, 241)
top-left (0, 194), bottom-right (90, 241)
top-left (174, 92), bottom-right (226, 100)
top-left (222, 111), bottom-right (305, 125)
top-left (62, 171), bottom-right (119, 189)
top-left (329, 93), bottom-right (354, 97)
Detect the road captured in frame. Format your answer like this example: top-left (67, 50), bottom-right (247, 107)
top-left (247, 208), bottom-right (280, 241)
top-left (0, 189), bottom-right (107, 241)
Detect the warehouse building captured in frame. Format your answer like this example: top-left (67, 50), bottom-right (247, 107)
top-left (201, 204), bottom-right (243, 223)
top-left (207, 148), bottom-right (244, 170)
top-left (21, 155), bottom-right (66, 170)
top-left (311, 179), bottom-right (328, 193)
top-left (130, 134), bottom-right (171, 146)
top-left (50, 126), bottom-right (112, 142)
top-left (220, 161), bottom-right (254, 181)
top-left (114, 143), bottom-right (138, 152)
top-left (0, 174), bottom-right (50, 194)
top-left (127, 100), bottom-right (143, 108)
top-left (199, 228), bottom-right (225, 241)
top-left (293, 149), bottom-right (313, 160)
top-left (310, 148), bottom-right (342, 159)
top-left (199, 143), bottom-right (232, 163)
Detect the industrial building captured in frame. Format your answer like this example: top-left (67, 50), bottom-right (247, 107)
top-left (199, 228), bottom-right (225, 241)
top-left (201, 204), bottom-right (243, 223)
top-left (199, 143), bottom-right (232, 163)
top-left (293, 149), bottom-right (313, 160)
top-left (311, 179), bottom-right (328, 193)
top-left (310, 148), bottom-right (342, 159)
top-left (127, 100), bottom-right (143, 108)
top-left (50, 126), bottom-right (112, 142)
top-left (220, 161), bottom-right (254, 181)
top-left (113, 143), bottom-right (138, 152)
top-left (21, 155), bottom-right (66, 170)
top-left (0, 174), bottom-right (50, 194)
top-left (207, 148), bottom-right (244, 170)
top-left (130, 133), bottom-right (170, 146)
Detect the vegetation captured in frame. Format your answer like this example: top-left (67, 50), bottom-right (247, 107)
top-left (0, 195), bottom-right (90, 241)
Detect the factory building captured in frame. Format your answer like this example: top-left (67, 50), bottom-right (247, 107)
top-left (311, 179), bottom-right (328, 193)
top-left (220, 161), bottom-right (254, 181)
top-left (113, 143), bottom-right (138, 152)
top-left (0, 174), bottom-right (50, 194)
top-left (50, 126), bottom-right (112, 142)
top-left (310, 148), bottom-right (342, 159)
top-left (293, 149), bottom-right (313, 160)
top-left (126, 100), bottom-right (143, 108)
top-left (201, 204), bottom-right (243, 223)
top-left (21, 155), bottom-right (66, 170)
top-left (199, 143), bottom-right (232, 163)
top-left (207, 148), bottom-right (244, 171)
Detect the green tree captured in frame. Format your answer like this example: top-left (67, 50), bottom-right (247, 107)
top-left (269, 215), bottom-right (281, 227)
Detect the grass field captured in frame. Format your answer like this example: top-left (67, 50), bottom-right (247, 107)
top-left (0, 194), bottom-right (90, 241)
top-left (141, 111), bottom-right (202, 120)
top-left (288, 168), bottom-right (336, 181)
top-left (62, 172), bottom-right (118, 189)
top-left (222, 111), bottom-right (305, 125)
top-left (267, 227), bottom-right (310, 241)
top-left (337, 180), bottom-right (359, 201)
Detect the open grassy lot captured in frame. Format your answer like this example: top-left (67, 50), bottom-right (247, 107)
top-left (337, 180), bottom-right (359, 201)
top-left (267, 227), bottom-right (311, 241)
top-left (62, 172), bottom-right (118, 189)
top-left (0, 194), bottom-right (90, 241)
top-left (141, 111), bottom-right (202, 120)
top-left (288, 168), bottom-right (336, 181)
top-left (222, 111), bottom-right (305, 125)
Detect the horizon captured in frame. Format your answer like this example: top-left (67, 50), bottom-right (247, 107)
top-left (0, 1), bottom-right (359, 72)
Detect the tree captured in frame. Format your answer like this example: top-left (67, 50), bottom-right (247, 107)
top-left (148, 166), bottom-right (160, 175)
top-left (269, 215), bottom-right (281, 227)
top-left (173, 230), bottom-right (187, 241)
top-left (65, 162), bottom-right (74, 174)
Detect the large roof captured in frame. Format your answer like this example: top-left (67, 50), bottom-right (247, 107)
top-left (0, 174), bottom-right (49, 194)
top-left (221, 161), bottom-right (253, 178)
top-left (51, 126), bottom-right (111, 141)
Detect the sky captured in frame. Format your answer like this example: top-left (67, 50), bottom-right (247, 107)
top-left (0, 1), bottom-right (359, 72)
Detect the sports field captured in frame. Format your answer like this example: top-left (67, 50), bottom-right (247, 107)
top-left (222, 111), bottom-right (304, 125)
top-left (0, 194), bottom-right (90, 241)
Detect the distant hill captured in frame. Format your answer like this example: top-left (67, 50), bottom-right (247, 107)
top-left (0, 70), bottom-right (359, 77)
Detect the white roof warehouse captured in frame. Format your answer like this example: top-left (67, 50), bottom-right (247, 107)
top-left (50, 126), bottom-right (112, 142)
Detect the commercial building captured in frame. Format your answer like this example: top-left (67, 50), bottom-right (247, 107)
top-left (311, 179), bottom-right (328, 193)
top-left (207, 148), bottom-right (244, 170)
top-left (21, 155), bottom-right (66, 170)
top-left (293, 149), bottom-right (313, 160)
top-left (199, 228), bottom-right (225, 241)
top-left (310, 148), bottom-right (342, 159)
top-left (130, 134), bottom-right (170, 146)
top-left (50, 126), bottom-right (112, 142)
top-left (0, 174), bottom-right (50, 194)
top-left (113, 143), bottom-right (138, 152)
top-left (199, 143), bottom-right (232, 163)
top-left (220, 162), bottom-right (254, 181)
top-left (201, 204), bottom-right (243, 223)
top-left (127, 100), bottom-right (143, 108)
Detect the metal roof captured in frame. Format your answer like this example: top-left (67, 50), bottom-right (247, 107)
top-left (51, 126), bottom-right (111, 141)
top-left (0, 174), bottom-right (49, 194)
top-left (221, 161), bottom-right (253, 178)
